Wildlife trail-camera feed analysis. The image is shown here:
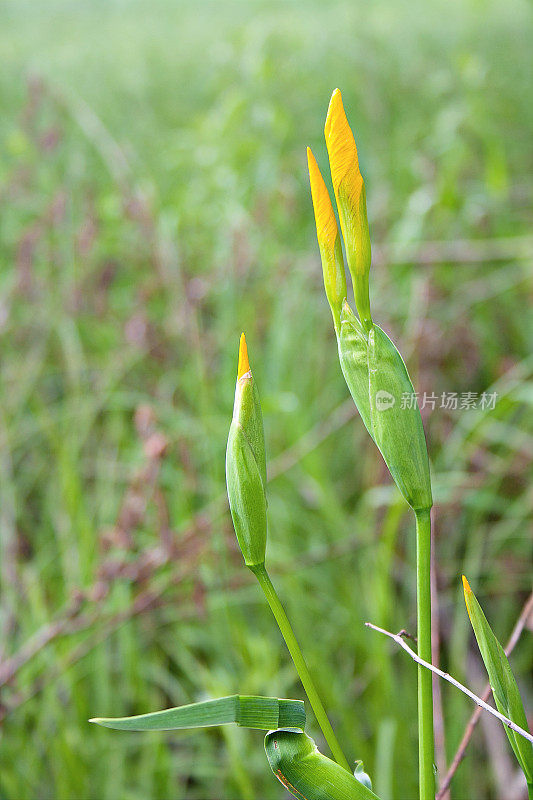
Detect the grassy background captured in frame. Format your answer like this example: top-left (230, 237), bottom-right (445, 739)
top-left (0, 0), bottom-right (532, 798)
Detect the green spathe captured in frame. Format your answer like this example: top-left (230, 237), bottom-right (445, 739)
top-left (265, 728), bottom-right (380, 800)
top-left (338, 303), bottom-right (432, 512)
top-left (231, 374), bottom-right (267, 489)
top-left (338, 302), bottom-right (373, 437)
top-left (226, 421), bottom-right (267, 567)
top-left (368, 325), bottom-right (432, 512)
top-left (226, 368), bottom-right (268, 567)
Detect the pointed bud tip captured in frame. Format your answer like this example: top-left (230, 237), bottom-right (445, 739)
top-left (307, 146), bottom-right (338, 251)
top-left (462, 575), bottom-right (472, 594)
top-left (238, 332), bottom-right (250, 379)
top-left (325, 88), bottom-right (342, 121)
top-left (324, 88), bottom-right (360, 200)
top-left (324, 88), bottom-right (345, 139)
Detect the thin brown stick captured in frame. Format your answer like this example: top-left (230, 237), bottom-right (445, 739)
top-left (435, 591), bottom-right (533, 799)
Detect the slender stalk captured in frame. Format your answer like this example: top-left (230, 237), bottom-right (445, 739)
top-left (415, 508), bottom-right (435, 800)
top-left (250, 563), bottom-right (350, 772)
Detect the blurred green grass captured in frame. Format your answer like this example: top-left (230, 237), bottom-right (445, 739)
top-left (0, 0), bottom-right (532, 798)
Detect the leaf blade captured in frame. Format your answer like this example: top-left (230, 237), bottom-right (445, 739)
top-left (90, 695), bottom-right (305, 733)
top-left (463, 577), bottom-right (533, 781)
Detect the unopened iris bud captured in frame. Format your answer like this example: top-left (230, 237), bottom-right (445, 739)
top-left (338, 303), bottom-right (432, 511)
top-left (311, 91), bottom-right (432, 512)
top-left (226, 333), bottom-right (268, 567)
top-left (324, 88), bottom-right (372, 331)
top-left (307, 147), bottom-right (347, 331)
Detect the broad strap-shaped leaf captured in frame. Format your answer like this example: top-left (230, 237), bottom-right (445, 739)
top-left (265, 728), bottom-right (381, 800)
top-left (463, 577), bottom-right (533, 782)
top-left (90, 695), bottom-right (305, 732)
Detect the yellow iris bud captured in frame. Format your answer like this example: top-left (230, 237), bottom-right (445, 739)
top-left (324, 89), bottom-right (372, 330)
top-left (307, 147), bottom-right (347, 330)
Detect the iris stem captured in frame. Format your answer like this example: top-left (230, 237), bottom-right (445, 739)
top-left (251, 563), bottom-right (351, 772)
top-left (415, 508), bottom-right (435, 800)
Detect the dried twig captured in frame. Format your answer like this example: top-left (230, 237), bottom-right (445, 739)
top-left (365, 622), bottom-right (533, 746)
top-left (435, 591), bottom-right (533, 799)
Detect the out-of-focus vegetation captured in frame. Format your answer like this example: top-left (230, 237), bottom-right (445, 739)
top-left (0, 1), bottom-right (532, 798)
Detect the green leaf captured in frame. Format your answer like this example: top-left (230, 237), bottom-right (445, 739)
top-left (265, 728), bottom-right (381, 800)
top-left (90, 695), bottom-right (305, 732)
top-left (463, 577), bottom-right (533, 781)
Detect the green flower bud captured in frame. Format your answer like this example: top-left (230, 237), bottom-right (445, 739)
top-left (368, 325), bottom-right (432, 512)
top-left (225, 334), bottom-right (267, 567)
top-left (337, 303), bottom-right (432, 512)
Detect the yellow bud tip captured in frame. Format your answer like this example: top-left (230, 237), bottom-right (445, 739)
top-left (324, 88), bottom-right (363, 204)
top-left (237, 332), bottom-right (250, 379)
top-left (307, 146), bottom-right (338, 250)
top-left (462, 575), bottom-right (472, 594)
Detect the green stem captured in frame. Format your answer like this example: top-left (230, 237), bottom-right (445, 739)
top-left (415, 508), bottom-right (435, 800)
top-left (251, 563), bottom-right (351, 772)
top-left (527, 782), bottom-right (533, 800)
